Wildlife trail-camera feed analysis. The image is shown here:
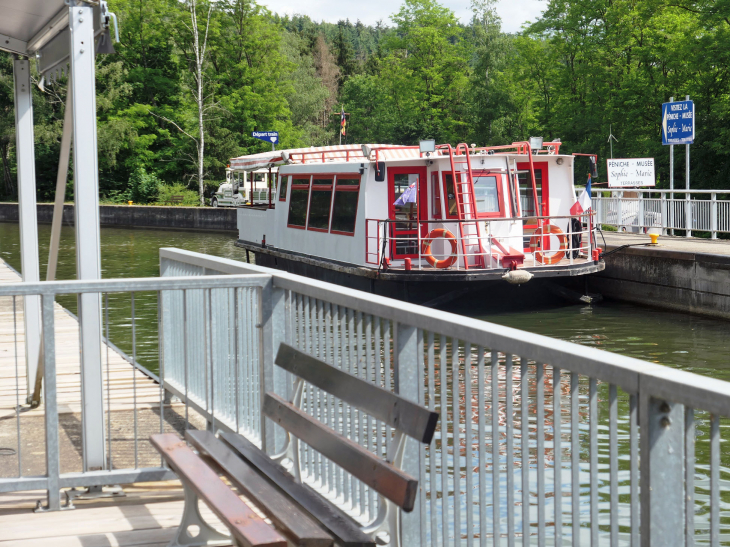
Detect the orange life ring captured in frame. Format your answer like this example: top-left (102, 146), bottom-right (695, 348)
top-left (421, 229), bottom-right (458, 269)
top-left (529, 224), bottom-right (568, 265)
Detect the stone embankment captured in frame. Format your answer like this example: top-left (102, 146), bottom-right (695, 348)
top-left (0, 202), bottom-right (237, 232)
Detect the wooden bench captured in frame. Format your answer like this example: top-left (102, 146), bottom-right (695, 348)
top-left (152, 342), bottom-right (438, 547)
top-left (168, 195), bottom-right (184, 205)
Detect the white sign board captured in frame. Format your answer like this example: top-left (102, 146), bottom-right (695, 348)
top-left (606, 158), bottom-right (655, 187)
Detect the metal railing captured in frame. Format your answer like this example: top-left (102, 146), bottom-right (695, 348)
top-left (592, 189), bottom-right (730, 238)
top-left (365, 214), bottom-right (596, 270)
top-left (0, 273), bottom-right (270, 511)
top-left (161, 248), bottom-right (730, 547)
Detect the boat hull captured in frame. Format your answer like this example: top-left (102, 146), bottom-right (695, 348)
top-left (235, 240), bottom-right (605, 309)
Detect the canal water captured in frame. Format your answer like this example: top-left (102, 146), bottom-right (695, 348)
top-left (1, 222), bottom-right (729, 544)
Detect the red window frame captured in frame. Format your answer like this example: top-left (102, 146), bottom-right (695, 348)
top-left (517, 161), bottom-right (550, 251)
top-left (307, 175), bottom-right (334, 233)
top-left (431, 172), bottom-right (442, 219)
top-left (471, 170), bottom-right (505, 219)
top-left (278, 175), bottom-right (288, 202)
top-left (330, 174), bottom-right (361, 237)
top-left (286, 175), bottom-right (311, 230)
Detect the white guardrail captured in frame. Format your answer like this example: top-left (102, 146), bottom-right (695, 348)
top-left (158, 248), bottom-right (730, 547)
top-left (592, 189), bottom-right (730, 238)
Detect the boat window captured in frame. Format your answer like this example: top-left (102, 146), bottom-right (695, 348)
top-left (287, 175), bottom-right (310, 228)
top-left (443, 173), bottom-right (458, 219)
top-left (330, 176), bottom-right (360, 235)
top-left (518, 168), bottom-right (544, 219)
top-left (473, 175), bottom-right (500, 214)
top-left (431, 172), bottom-right (441, 219)
top-left (308, 176), bottom-right (334, 231)
top-left (279, 175), bottom-right (288, 202)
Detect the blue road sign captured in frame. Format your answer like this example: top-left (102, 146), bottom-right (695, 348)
top-left (662, 100), bottom-right (694, 145)
top-left (251, 131), bottom-right (279, 144)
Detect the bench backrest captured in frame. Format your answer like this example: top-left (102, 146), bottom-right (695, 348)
top-left (269, 343), bottom-right (439, 512)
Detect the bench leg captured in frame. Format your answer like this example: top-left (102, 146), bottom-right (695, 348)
top-left (362, 498), bottom-right (400, 547)
top-left (169, 483), bottom-right (232, 547)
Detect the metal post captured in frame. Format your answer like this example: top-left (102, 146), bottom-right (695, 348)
top-left (669, 96), bottom-right (674, 236)
top-left (393, 322), bottom-right (422, 546)
top-left (12, 57), bottom-right (42, 402)
top-left (685, 94), bottom-right (691, 238)
top-left (259, 278), bottom-right (287, 453)
top-left (638, 191), bottom-right (645, 232)
top-left (661, 192), bottom-right (668, 236)
top-left (70, 0), bottom-right (105, 470)
top-left (617, 192), bottom-right (623, 231)
top-left (639, 394), bottom-right (685, 547)
top-left (711, 192), bottom-right (717, 239)
top-left (41, 293), bottom-right (61, 511)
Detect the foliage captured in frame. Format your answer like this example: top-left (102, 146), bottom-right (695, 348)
top-left (155, 183), bottom-right (201, 205)
top-left (1, 0), bottom-right (729, 203)
top-left (126, 166), bottom-right (162, 204)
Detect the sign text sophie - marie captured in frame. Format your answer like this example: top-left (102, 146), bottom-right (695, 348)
top-left (607, 158), bottom-right (656, 188)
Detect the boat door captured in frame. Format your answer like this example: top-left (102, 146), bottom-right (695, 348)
top-left (517, 161), bottom-right (549, 251)
top-left (388, 166), bottom-right (428, 259)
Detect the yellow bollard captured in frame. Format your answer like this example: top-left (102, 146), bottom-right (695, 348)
top-left (128, 201), bottom-right (133, 206)
top-left (649, 233), bottom-right (659, 245)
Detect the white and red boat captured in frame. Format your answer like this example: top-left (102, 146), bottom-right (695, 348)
top-left (231, 139), bottom-right (604, 305)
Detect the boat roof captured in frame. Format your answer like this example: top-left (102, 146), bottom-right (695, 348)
top-left (230, 144), bottom-right (421, 171)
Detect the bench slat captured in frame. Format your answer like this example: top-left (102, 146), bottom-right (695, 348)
top-left (186, 430), bottom-right (333, 547)
top-left (150, 433), bottom-right (286, 547)
top-left (263, 393), bottom-right (419, 511)
top-left (275, 343), bottom-right (439, 444)
top-left (219, 431), bottom-right (375, 547)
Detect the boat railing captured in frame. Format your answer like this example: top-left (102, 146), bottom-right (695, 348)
top-left (365, 212), bottom-right (597, 271)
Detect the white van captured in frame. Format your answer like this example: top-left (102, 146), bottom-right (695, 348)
top-left (212, 167), bottom-right (277, 207)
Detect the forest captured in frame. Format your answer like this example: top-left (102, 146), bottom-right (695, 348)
top-left (0, 0), bottom-right (727, 204)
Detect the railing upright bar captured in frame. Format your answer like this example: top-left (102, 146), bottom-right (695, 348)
top-left (105, 293), bottom-right (113, 469)
top-left (131, 293), bottom-right (138, 469)
top-left (453, 338), bottom-right (462, 543)
top-left (521, 358), bottom-right (530, 547)
top-left (478, 346), bottom-right (488, 547)
top-left (417, 328), bottom-right (427, 547)
top-left (609, 384), bottom-right (618, 547)
top-left (505, 355), bottom-right (515, 547)
top-left (630, 394), bottom-right (639, 547)
top-left (440, 334), bottom-right (450, 547)
top-left (570, 373), bottom-right (580, 547)
top-left (208, 289), bottom-right (216, 433)
top-left (41, 293), bottom-right (61, 511)
top-left (465, 344), bottom-right (474, 547)
top-left (365, 313), bottom-right (375, 517)
top-left (710, 414), bottom-right (720, 547)
top-left (13, 297), bottom-right (22, 478)
top-left (427, 332), bottom-right (438, 546)
top-left (589, 378), bottom-right (598, 547)
top-left (491, 350), bottom-right (501, 545)
top-left (355, 310), bottom-right (365, 513)
top-left (554, 366), bottom-right (563, 547)
top-left (537, 364), bottom-right (545, 545)
top-left (685, 408), bottom-right (695, 547)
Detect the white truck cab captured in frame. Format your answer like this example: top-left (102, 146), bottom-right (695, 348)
top-left (212, 167), bottom-right (277, 207)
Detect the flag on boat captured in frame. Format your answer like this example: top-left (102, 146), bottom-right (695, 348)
top-left (570, 174), bottom-right (592, 215)
top-left (393, 182), bottom-right (418, 206)
top-left (340, 107), bottom-right (346, 136)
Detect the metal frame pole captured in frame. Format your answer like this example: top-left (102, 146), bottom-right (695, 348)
top-left (12, 57), bottom-right (42, 402)
top-left (69, 0), bottom-right (106, 470)
top-left (685, 95), bottom-right (691, 238)
top-left (669, 96), bottom-right (674, 236)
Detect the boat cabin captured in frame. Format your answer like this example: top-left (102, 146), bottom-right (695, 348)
top-left (231, 142), bottom-right (599, 276)
top-left (213, 167), bottom-right (278, 207)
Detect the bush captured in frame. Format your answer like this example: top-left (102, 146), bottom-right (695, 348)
top-left (127, 167), bottom-right (161, 204)
top-left (601, 224), bottom-right (618, 231)
top-left (155, 183), bottom-right (201, 206)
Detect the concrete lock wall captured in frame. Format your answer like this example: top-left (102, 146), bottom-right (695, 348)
top-left (0, 203), bottom-right (237, 233)
top-left (589, 246), bottom-right (730, 321)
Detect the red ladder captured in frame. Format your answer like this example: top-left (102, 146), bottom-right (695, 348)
top-left (441, 144), bottom-right (485, 269)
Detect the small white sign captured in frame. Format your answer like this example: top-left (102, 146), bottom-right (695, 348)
top-left (606, 158), bottom-right (655, 187)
